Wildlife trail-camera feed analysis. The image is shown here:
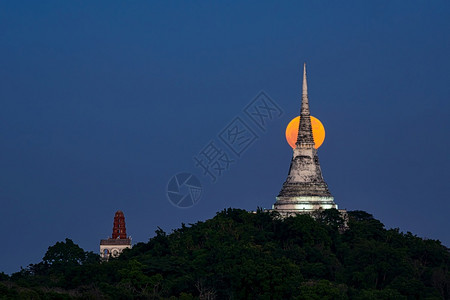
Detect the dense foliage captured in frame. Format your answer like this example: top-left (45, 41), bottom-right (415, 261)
top-left (1, 209), bottom-right (449, 299)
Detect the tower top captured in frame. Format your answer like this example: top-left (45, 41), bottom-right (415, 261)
top-left (112, 210), bottom-right (127, 239)
top-left (302, 63), bottom-right (307, 97)
top-left (296, 62), bottom-right (315, 147)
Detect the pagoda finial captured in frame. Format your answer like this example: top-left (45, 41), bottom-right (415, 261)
top-left (302, 62), bottom-right (307, 97)
top-left (296, 62), bottom-right (315, 147)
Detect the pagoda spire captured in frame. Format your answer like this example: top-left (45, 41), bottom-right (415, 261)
top-left (302, 62), bottom-right (308, 99)
top-left (296, 63), bottom-right (315, 147)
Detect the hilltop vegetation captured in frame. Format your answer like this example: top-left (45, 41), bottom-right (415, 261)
top-left (1, 209), bottom-right (449, 299)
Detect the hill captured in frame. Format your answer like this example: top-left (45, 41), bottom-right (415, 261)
top-left (1, 209), bottom-right (449, 299)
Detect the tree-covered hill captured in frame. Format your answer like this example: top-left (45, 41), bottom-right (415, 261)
top-left (1, 209), bottom-right (449, 299)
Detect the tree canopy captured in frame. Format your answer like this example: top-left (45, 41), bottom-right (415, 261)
top-left (1, 209), bottom-right (449, 299)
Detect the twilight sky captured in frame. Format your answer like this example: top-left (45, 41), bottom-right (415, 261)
top-left (1, 1), bottom-right (449, 274)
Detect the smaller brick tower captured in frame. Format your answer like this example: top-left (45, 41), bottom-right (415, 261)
top-left (112, 211), bottom-right (127, 239)
top-left (100, 210), bottom-right (132, 260)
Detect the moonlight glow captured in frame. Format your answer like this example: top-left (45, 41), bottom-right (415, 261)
top-left (285, 116), bottom-right (325, 149)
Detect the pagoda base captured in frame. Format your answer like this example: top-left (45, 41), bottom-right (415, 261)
top-left (272, 196), bottom-right (338, 217)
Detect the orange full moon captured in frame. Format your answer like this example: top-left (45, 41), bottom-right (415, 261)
top-left (285, 116), bottom-right (325, 149)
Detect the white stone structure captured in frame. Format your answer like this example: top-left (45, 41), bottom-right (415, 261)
top-left (273, 64), bottom-right (344, 217)
top-left (100, 238), bottom-right (132, 259)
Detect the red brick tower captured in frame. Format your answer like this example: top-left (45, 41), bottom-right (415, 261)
top-left (112, 210), bottom-right (127, 239)
top-left (100, 210), bottom-right (132, 260)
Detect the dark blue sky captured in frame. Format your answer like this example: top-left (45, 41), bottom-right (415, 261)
top-left (1, 1), bottom-right (449, 274)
